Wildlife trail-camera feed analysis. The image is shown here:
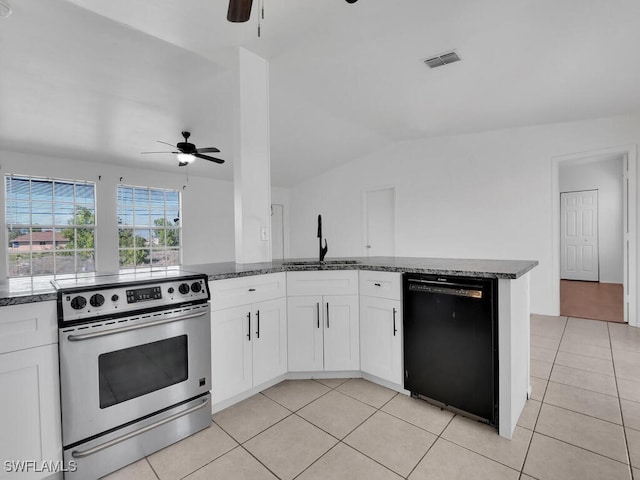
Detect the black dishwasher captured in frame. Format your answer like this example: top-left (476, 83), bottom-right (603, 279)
top-left (403, 273), bottom-right (498, 426)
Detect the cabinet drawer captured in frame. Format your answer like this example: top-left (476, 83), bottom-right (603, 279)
top-left (359, 271), bottom-right (401, 301)
top-left (286, 271), bottom-right (358, 296)
top-left (209, 273), bottom-right (286, 311)
top-left (0, 301), bottom-right (58, 354)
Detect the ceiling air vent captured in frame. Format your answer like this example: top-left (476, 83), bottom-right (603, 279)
top-left (423, 50), bottom-right (461, 69)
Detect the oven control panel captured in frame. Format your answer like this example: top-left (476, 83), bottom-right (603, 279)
top-left (57, 275), bottom-right (210, 325)
top-left (126, 286), bottom-right (162, 303)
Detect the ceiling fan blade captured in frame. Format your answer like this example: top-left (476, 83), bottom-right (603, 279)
top-left (194, 153), bottom-right (225, 164)
top-left (227, 0), bottom-right (253, 22)
top-left (196, 147), bottom-right (221, 153)
top-left (141, 151), bottom-right (174, 154)
top-left (157, 140), bottom-right (177, 148)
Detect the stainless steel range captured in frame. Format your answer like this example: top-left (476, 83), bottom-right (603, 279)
top-left (54, 271), bottom-right (212, 480)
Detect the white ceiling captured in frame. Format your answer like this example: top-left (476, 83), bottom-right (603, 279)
top-left (1, 0), bottom-right (640, 186)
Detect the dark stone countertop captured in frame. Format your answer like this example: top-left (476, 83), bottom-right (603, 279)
top-left (187, 257), bottom-right (538, 280)
top-left (0, 256), bottom-right (538, 307)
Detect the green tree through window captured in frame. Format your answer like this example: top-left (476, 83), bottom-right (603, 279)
top-left (5, 175), bottom-right (96, 277)
top-left (117, 185), bottom-right (181, 269)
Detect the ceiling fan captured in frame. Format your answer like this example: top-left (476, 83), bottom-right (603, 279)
top-left (227, 0), bottom-right (358, 23)
top-left (141, 131), bottom-right (225, 166)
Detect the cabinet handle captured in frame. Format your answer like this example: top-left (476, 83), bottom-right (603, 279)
top-left (248, 288), bottom-right (256, 292)
top-left (392, 308), bottom-right (397, 336)
top-left (326, 302), bottom-right (330, 329)
top-left (374, 283), bottom-right (381, 287)
top-left (247, 312), bottom-right (251, 341)
top-left (316, 302), bottom-right (320, 328)
top-left (256, 310), bottom-right (260, 339)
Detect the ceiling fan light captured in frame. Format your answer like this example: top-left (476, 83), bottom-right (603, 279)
top-left (177, 153), bottom-right (194, 164)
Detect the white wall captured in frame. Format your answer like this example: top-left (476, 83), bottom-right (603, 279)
top-left (271, 187), bottom-right (291, 259)
top-left (288, 113), bottom-right (640, 316)
top-left (559, 155), bottom-right (624, 284)
top-left (0, 150), bottom-right (236, 278)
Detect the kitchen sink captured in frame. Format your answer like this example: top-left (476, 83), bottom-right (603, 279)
top-left (282, 260), bottom-right (360, 266)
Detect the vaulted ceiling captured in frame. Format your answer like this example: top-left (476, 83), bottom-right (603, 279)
top-left (1, 0), bottom-right (639, 186)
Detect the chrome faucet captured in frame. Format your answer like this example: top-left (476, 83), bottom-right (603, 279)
top-left (317, 214), bottom-right (328, 262)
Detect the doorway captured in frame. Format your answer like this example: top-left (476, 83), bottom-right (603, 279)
top-left (363, 187), bottom-right (396, 257)
top-left (554, 151), bottom-right (632, 323)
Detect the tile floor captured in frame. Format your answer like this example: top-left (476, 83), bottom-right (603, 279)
top-left (104, 315), bottom-right (640, 480)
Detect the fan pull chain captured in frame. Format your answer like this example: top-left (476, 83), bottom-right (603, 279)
top-left (257, 0), bottom-right (264, 37)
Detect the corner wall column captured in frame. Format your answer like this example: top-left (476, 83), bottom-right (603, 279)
top-left (232, 47), bottom-right (272, 264)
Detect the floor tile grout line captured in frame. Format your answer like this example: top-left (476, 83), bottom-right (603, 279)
top-left (339, 390), bottom-right (434, 479)
top-left (608, 321), bottom-right (635, 480)
top-left (307, 384), bottom-right (447, 479)
top-left (544, 377), bottom-right (619, 400)
top-left (260, 381), bottom-right (335, 413)
top-left (551, 360), bottom-right (616, 379)
top-left (231, 379), bottom-right (399, 480)
top-left (144, 456), bottom-right (160, 480)
top-left (555, 347), bottom-right (616, 363)
top-left (380, 406), bottom-right (454, 438)
top-left (289, 387), bottom-right (405, 480)
top-left (524, 318), bottom-right (634, 471)
top-left (290, 441), bottom-right (342, 480)
top-left (174, 444), bottom-right (243, 480)
top-left (238, 443), bottom-right (284, 480)
top-left (214, 406), bottom-right (297, 446)
top-left (532, 431), bottom-right (631, 467)
top-left (404, 413), bottom-right (453, 478)
top-left (540, 399), bottom-right (624, 428)
top-left (333, 385), bottom-right (397, 410)
top-left (519, 315), bottom-right (568, 477)
top-left (429, 432), bottom-right (524, 477)
top-left (290, 386), bottom-right (400, 445)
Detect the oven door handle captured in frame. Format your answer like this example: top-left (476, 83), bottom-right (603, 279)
top-left (66, 309), bottom-right (208, 342)
top-left (70, 396), bottom-right (210, 459)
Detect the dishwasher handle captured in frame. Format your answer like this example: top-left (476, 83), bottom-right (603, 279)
top-left (407, 283), bottom-right (483, 299)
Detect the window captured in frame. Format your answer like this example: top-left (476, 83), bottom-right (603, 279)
top-left (117, 185), bottom-right (181, 269)
top-left (5, 175), bottom-right (96, 277)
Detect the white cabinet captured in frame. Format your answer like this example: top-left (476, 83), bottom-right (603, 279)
top-left (252, 298), bottom-right (288, 386)
top-left (0, 301), bottom-right (62, 480)
top-left (360, 296), bottom-right (402, 385)
top-left (323, 295), bottom-right (360, 371)
top-left (211, 305), bottom-right (253, 403)
top-left (359, 272), bottom-right (403, 386)
top-left (0, 301), bottom-right (58, 354)
top-left (210, 274), bottom-right (287, 406)
top-left (287, 271), bottom-right (359, 372)
top-left (287, 296), bottom-right (324, 371)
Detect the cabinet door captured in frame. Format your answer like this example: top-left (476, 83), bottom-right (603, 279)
top-left (360, 296), bottom-right (402, 385)
top-left (0, 344), bottom-right (62, 480)
top-left (252, 297), bottom-right (287, 386)
top-left (323, 295), bottom-right (360, 371)
top-left (211, 305), bottom-right (253, 404)
top-left (0, 301), bottom-right (57, 354)
top-left (287, 296), bottom-right (323, 372)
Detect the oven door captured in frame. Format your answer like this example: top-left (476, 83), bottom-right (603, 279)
top-left (59, 303), bottom-right (211, 447)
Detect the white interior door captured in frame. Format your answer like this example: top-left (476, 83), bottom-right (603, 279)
top-left (561, 190), bottom-right (599, 281)
top-left (271, 204), bottom-right (284, 260)
top-left (364, 187), bottom-right (396, 257)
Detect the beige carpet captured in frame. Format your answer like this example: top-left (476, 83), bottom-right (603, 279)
top-left (560, 280), bottom-right (624, 323)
